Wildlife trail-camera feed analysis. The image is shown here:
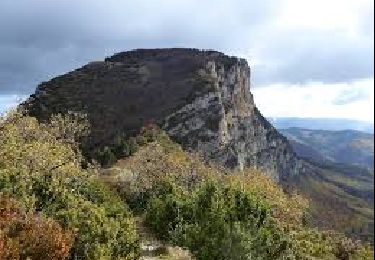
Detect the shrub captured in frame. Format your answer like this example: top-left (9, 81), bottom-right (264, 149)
top-left (0, 111), bottom-right (139, 259)
top-left (0, 197), bottom-right (74, 260)
top-left (92, 124), bottom-right (163, 167)
top-left (145, 179), bottom-right (292, 259)
top-left (47, 194), bottom-right (139, 260)
top-left (115, 135), bottom-right (374, 260)
top-left (97, 146), bottom-right (117, 166)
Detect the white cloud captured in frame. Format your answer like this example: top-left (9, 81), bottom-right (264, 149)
top-left (0, 0), bottom-right (373, 122)
top-left (278, 0), bottom-right (372, 34)
top-left (0, 94), bottom-right (26, 115)
top-left (252, 78), bottom-right (374, 122)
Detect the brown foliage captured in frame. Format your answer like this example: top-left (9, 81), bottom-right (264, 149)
top-left (227, 170), bottom-right (309, 230)
top-left (107, 133), bottom-right (374, 259)
top-left (0, 197), bottom-right (74, 260)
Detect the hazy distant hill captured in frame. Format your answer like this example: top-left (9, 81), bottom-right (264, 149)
top-left (280, 127), bottom-right (374, 169)
top-left (287, 159), bottom-right (374, 243)
top-left (280, 127), bottom-right (374, 243)
top-left (270, 117), bottom-right (374, 133)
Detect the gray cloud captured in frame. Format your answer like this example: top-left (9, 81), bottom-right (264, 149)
top-left (252, 29), bottom-right (374, 85)
top-left (0, 0), bottom-right (373, 96)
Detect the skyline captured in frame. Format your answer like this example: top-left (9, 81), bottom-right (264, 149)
top-left (0, 0), bottom-right (373, 122)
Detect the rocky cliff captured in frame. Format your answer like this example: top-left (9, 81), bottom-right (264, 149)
top-left (23, 48), bottom-right (302, 181)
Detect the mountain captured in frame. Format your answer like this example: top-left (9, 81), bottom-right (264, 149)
top-left (278, 127), bottom-right (374, 242)
top-left (21, 48), bottom-right (373, 243)
top-left (280, 127), bottom-right (374, 169)
top-left (23, 48), bottom-right (302, 181)
top-left (285, 159), bottom-right (374, 243)
top-left (270, 117), bottom-right (374, 133)
top-left (3, 112), bottom-right (373, 259)
top-left (279, 127), bottom-right (374, 242)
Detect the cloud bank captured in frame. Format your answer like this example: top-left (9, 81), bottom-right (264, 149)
top-left (0, 0), bottom-right (373, 120)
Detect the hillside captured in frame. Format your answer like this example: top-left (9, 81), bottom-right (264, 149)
top-left (13, 48), bottom-right (374, 256)
top-left (280, 127), bottom-right (374, 169)
top-left (278, 127), bottom-right (374, 242)
top-left (286, 160), bottom-right (374, 243)
top-left (23, 48), bottom-right (302, 181)
top-left (270, 117), bottom-right (374, 134)
top-left (2, 113), bottom-right (373, 259)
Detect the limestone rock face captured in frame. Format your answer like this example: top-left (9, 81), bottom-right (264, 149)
top-left (161, 55), bottom-right (303, 181)
top-left (23, 48), bottom-right (302, 181)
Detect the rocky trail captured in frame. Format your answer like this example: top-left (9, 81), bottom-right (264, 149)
top-left (135, 217), bottom-right (193, 260)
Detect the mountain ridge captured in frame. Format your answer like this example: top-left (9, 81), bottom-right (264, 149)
top-left (23, 48), bottom-right (303, 181)
top-left (280, 127), bottom-right (374, 169)
top-left (270, 117), bottom-right (374, 133)
top-left (20, 48), bottom-right (373, 243)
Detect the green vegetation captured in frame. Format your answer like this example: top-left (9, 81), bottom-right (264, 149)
top-left (91, 124), bottom-right (165, 167)
top-left (0, 197), bottom-right (74, 260)
top-left (106, 128), bottom-right (374, 259)
top-left (0, 111), bottom-right (139, 259)
top-left (145, 179), bottom-right (291, 259)
top-left (280, 127), bottom-right (374, 243)
top-left (1, 112), bottom-right (373, 259)
top-left (288, 163), bottom-right (374, 244)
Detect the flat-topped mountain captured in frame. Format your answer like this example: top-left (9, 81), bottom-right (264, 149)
top-left (23, 48), bottom-right (302, 181)
top-left (20, 48), bottom-right (374, 243)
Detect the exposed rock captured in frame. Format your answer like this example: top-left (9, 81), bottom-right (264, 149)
top-left (23, 48), bottom-right (302, 181)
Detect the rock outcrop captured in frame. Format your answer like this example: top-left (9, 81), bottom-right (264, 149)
top-left (23, 48), bottom-right (302, 181)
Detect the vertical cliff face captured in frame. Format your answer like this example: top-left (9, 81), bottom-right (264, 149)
top-left (23, 48), bottom-right (302, 181)
top-left (162, 56), bottom-right (303, 181)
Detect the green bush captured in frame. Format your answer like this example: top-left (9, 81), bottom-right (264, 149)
top-left (0, 112), bottom-right (139, 259)
top-left (92, 124), bottom-right (167, 167)
top-left (46, 194), bottom-right (139, 260)
top-left (98, 146), bottom-right (117, 167)
top-left (145, 179), bottom-right (292, 259)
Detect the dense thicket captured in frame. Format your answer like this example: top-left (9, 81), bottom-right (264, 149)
top-left (0, 112), bottom-right (139, 259)
top-left (1, 114), bottom-right (373, 259)
top-left (107, 126), bottom-right (374, 260)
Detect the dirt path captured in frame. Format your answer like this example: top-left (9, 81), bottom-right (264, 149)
top-left (100, 163), bottom-right (194, 259)
top-left (135, 217), bottom-right (193, 260)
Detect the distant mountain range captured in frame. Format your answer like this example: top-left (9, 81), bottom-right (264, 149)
top-left (269, 117), bottom-right (374, 134)
top-left (287, 158), bottom-right (374, 243)
top-left (279, 127), bottom-right (374, 242)
top-left (275, 126), bottom-right (374, 242)
top-left (279, 127), bottom-right (374, 169)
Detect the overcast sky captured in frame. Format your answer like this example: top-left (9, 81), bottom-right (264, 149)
top-left (0, 0), bottom-right (373, 122)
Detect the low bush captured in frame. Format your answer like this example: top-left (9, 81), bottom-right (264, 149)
top-left (145, 179), bottom-right (292, 259)
top-left (0, 111), bottom-right (139, 259)
top-left (113, 132), bottom-right (374, 260)
top-left (0, 197), bottom-right (74, 260)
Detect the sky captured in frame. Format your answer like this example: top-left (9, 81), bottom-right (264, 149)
top-left (0, 0), bottom-right (373, 122)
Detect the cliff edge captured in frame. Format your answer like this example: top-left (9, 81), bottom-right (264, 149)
top-left (23, 48), bottom-right (302, 181)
